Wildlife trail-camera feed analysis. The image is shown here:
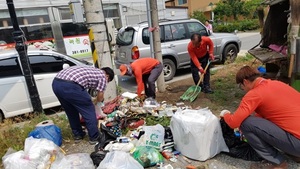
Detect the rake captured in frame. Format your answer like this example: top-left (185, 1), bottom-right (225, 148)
top-left (180, 60), bottom-right (210, 102)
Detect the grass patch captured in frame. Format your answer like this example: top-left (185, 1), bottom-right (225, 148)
top-left (0, 113), bottom-right (72, 164)
top-left (205, 54), bottom-right (260, 113)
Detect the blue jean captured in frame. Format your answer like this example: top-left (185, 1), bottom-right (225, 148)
top-left (52, 78), bottom-right (99, 140)
top-left (240, 116), bottom-right (300, 164)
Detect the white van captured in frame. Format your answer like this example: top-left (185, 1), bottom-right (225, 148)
top-left (0, 49), bottom-right (92, 122)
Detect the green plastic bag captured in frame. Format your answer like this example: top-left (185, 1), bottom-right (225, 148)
top-left (132, 146), bottom-right (164, 167)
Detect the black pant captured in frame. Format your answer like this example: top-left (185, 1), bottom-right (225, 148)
top-left (190, 53), bottom-right (211, 87)
top-left (240, 116), bottom-right (300, 164)
top-left (142, 63), bottom-right (163, 99)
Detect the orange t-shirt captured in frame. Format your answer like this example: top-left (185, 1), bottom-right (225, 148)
top-left (131, 58), bottom-right (160, 96)
top-left (224, 77), bottom-right (300, 139)
top-left (187, 36), bottom-right (214, 69)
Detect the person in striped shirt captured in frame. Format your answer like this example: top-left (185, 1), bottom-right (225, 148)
top-left (52, 66), bottom-right (114, 145)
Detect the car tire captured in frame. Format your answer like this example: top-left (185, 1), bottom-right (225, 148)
top-left (0, 110), bottom-right (4, 123)
top-left (163, 58), bottom-right (176, 81)
top-left (222, 44), bottom-right (238, 64)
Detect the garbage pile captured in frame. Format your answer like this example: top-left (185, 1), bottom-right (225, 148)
top-left (3, 92), bottom-right (234, 169)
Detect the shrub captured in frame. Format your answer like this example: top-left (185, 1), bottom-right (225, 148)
top-left (214, 19), bottom-right (259, 32)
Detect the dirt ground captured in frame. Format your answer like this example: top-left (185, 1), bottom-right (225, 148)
top-left (156, 76), bottom-right (215, 109)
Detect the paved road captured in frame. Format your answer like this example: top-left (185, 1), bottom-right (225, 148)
top-left (237, 32), bottom-right (261, 51)
top-left (116, 32), bottom-right (261, 93)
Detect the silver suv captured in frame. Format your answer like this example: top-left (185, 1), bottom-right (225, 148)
top-left (115, 18), bottom-right (241, 81)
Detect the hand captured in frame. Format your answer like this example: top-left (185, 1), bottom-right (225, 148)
top-left (199, 67), bottom-right (205, 74)
top-left (209, 54), bottom-right (215, 61)
top-left (220, 110), bottom-right (230, 117)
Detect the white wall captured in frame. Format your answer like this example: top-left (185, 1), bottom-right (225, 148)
top-left (165, 7), bottom-right (188, 20)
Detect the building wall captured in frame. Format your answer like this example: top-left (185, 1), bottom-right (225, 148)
top-left (167, 0), bottom-right (218, 17)
top-left (165, 7), bottom-right (188, 20)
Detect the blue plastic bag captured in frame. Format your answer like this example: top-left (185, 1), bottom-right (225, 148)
top-left (28, 124), bottom-right (62, 146)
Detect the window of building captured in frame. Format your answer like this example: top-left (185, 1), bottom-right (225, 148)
top-left (178, 0), bottom-right (187, 5)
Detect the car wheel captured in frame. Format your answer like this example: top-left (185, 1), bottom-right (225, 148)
top-left (222, 44), bottom-right (238, 64)
top-left (0, 110), bottom-right (4, 123)
top-left (163, 58), bottom-right (176, 81)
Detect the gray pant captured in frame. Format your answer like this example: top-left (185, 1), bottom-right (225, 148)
top-left (240, 116), bottom-right (300, 164)
top-left (142, 62), bottom-right (163, 99)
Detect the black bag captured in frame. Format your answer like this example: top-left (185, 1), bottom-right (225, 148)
top-left (220, 118), bottom-right (263, 161)
top-left (94, 123), bottom-right (118, 152)
top-left (90, 150), bottom-right (107, 167)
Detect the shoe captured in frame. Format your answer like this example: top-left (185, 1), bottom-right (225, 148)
top-left (286, 154), bottom-right (300, 163)
top-left (202, 87), bottom-right (214, 94)
top-left (250, 160), bottom-right (288, 169)
top-left (74, 131), bottom-right (86, 143)
top-left (89, 135), bottom-right (100, 145)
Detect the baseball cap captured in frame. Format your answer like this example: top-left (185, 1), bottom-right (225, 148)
top-left (119, 64), bottom-right (127, 75)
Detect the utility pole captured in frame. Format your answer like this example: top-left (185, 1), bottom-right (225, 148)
top-left (146, 0), bottom-right (154, 58)
top-left (83, 0), bottom-right (117, 100)
top-left (6, 0), bottom-right (43, 114)
top-left (149, 0), bottom-right (165, 92)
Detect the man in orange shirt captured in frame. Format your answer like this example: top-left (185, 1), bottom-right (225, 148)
top-left (119, 58), bottom-right (163, 99)
top-left (220, 66), bottom-right (300, 169)
top-left (187, 33), bottom-right (214, 93)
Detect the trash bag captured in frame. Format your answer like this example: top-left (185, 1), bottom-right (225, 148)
top-left (132, 146), bottom-right (164, 167)
top-left (95, 123), bottom-right (118, 151)
top-left (98, 151), bottom-right (143, 169)
top-left (220, 118), bottom-right (263, 161)
top-left (28, 120), bottom-right (62, 146)
top-left (50, 153), bottom-right (94, 169)
top-left (90, 150), bottom-right (107, 167)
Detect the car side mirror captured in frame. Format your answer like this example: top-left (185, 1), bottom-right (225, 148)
top-left (63, 63), bottom-right (70, 69)
top-left (207, 30), bottom-right (212, 36)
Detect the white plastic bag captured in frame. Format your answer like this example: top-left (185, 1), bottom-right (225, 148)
top-left (97, 151), bottom-right (143, 169)
top-left (2, 149), bottom-right (36, 169)
top-left (3, 137), bottom-right (63, 169)
top-left (170, 108), bottom-right (229, 161)
top-left (142, 124), bottom-right (165, 149)
top-left (51, 153), bottom-right (94, 169)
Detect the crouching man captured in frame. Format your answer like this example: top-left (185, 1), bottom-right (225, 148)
top-left (220, 66), bottom-right (300, 169)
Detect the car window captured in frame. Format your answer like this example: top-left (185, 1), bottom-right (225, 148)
top-left (29, 55), bottom-right (75, 74)
top-left (164, 23), bottom-right (187, 42)
top-left (0, 57), bottom-right (22, 78)
top-left (116, 28), bottom-right (135, 46)
top-left (187, 22), bottom-right (208, 36)
top-left (142, 26), bottom-right (163, 45)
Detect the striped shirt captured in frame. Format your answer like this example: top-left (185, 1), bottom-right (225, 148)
top-left (56, 66), bottom-right (107, 91)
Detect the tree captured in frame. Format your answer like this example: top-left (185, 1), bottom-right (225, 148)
top-left (242, 0), bottom-right (264, 18)
top-left (214, 0), bottom-right (263, 21)
top-left (190, 10), bottom-right (206, 23)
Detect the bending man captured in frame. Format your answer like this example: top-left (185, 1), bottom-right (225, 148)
top-left (52, 66), bottom-right (114, 145)
top-left (119, 58), bottom-right (163, 99)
